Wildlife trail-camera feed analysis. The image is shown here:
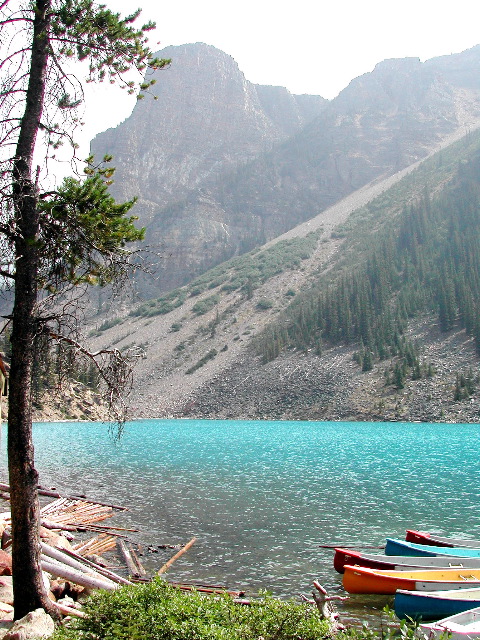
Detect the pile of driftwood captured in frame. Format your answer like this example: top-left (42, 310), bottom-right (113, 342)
top-left (0, 484), bottom-right (343, 629)
top-left (0, 484), bottom-right (134, 617)
top-left (0, 483), bottom-right (208, 620)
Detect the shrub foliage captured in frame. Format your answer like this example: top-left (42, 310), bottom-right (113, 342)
top-left (53, 579), bottom-right (330, 640)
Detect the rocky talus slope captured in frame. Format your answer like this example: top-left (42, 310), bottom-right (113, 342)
top-left (82, 123), bottom-right (480, 424)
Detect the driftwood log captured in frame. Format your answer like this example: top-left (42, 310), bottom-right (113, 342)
top-left (158, 537), bottom-right (197, 575)
top-left (301, 581), bottom-right (347, 631)
top-left (55, 603), bottom-right (86, 619)
top-left (42, 543), bottom-right (103, 576)
top-left (129, 545), bottom-right (147, 577)
top-left (41, 557), bottom-right (118, 591)
top-left (0, 483), bottom-right (128, 510)
top-left (60, 547), bottom-right (132, 586)
top-left (118, 539), bottom-right (146, 578)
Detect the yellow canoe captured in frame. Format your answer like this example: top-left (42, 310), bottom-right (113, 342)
top-left (343, 565), bottom-right (480, 594)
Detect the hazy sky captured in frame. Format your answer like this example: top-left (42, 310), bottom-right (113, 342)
top-left (74, 0), bottom-right (479, 167)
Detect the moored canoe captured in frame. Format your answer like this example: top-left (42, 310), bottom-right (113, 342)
top-left (406, 531), bottom-right (480, 549)
top-left (395, 587), bottom-right (480, 622)
top-left (386, 539), bottom-right (480, 558)
top-left (333, 548), bottom-right (480, 574)
top-left (420, 606), bottom-right (480, 639)
top-left (343, 565), bottom-right (480, 595)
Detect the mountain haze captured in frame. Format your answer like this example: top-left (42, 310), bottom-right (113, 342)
top-left (33, 41), bottom-right (479, 425)
top-left (85, 125), bottom-right (480, 423)
top-left (91, 43), bottom-right (480, 298)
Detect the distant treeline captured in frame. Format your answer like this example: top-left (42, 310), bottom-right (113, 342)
top-left (259, 149), bottom-right (480, 384)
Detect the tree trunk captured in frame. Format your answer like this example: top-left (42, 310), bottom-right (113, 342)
top-left (8, 0), bottom-right (58, 621)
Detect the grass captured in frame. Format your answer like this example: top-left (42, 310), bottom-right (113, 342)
top-left (186, 348), bottom-right (218, 374)
top-left (129, 232), bottom-right (320, 320)
top-left (53, 578), bottom-right (331, 640)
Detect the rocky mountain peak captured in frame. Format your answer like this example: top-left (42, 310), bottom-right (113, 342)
top-left (373, 56), bottom-right (422, 73)
top-left (90, 42), bottom-right (480, 300)
top-left (91, 43), bottom-right (325, 225)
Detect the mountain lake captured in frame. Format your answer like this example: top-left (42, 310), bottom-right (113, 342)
top-left (1, 419), bottom-right (479, 626)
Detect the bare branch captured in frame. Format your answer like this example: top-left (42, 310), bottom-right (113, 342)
top-left (47, 328), bottom-right (143, 424)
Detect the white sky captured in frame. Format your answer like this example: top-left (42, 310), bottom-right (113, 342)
top-left (73, 0), bottom-right (480, 170)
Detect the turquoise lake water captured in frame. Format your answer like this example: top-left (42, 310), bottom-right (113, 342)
top-left (1, 419), bottom-right (479, 623)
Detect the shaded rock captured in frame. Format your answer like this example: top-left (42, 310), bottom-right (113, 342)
top-left (0, 601), bottom-right (14, 630)
top-left (39, 530), bottom-right (72, 552)
top-left (48, 580), bottom-right (64, 601)
top-left (0, 551), bottom-right (11, 577)
top-left (2, 608), bottom-right (54, 640)
top-left (0, 578), bottom-right (13, 606)
top-left (62, 582), bottom-right (84, 601)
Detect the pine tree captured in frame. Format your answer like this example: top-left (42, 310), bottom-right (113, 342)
top-left (0, 0), bottom-right (169, 619)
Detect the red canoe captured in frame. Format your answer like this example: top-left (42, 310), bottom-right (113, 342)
top-left (333, 548), bottom-right (480, 574)
top-left (406, 531), bottom-right (480, 549)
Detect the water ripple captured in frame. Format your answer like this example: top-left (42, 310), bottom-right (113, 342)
top-left (1, 419), bottom-right (479, 601)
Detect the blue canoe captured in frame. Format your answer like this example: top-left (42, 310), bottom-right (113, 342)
top-left (395, 587), bottom-right (480, 622)
top-left (386, 539), bottom-right (480, 558)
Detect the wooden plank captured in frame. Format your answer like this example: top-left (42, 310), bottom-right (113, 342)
top-left (0, 483), bottom-right (128, 510)
top-left (118, 539), bottom-right (140, 578)
top-left (157, 537), bottom-right (197, 575)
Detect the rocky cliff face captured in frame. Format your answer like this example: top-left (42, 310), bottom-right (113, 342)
top-left (85, 128), bottom-right (480, 425)
top-left (91, 43), bottom-right (325, 220)
top-left (91, 43), bottom-right (480, 298)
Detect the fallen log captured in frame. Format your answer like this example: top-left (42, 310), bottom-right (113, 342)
top-left (41, 518), bottom-right (78, 532)
top-left (60, 548), bottom-right (132, 586)
top-left (308, 581), bottom-right (347, 629)
top-left (129, 545), bottom-right (147, 577)
top-left (74, 534), bottom-right (117, 556)
top-left (55, 603), bottom-right (86, 619)
top-left (41, 557), bottom-right (118, 591)
top-left (118, 539), bottom-right (141, 578)
top-left (0, 483), bottom-right (128, 510)
top-left (42, 542), bottom-right (104, 577)
top-left (75, 526), bottom-right (128, 538)
top-left (84, 536), bottom-right (118, 556)
top-left (158, 537), bottom-right (197, 575)
top-left (41, 501), bottom-right (114, 525)
top-left (77, 523), bottom-right (138, 533)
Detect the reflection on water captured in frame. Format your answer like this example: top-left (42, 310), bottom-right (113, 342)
top-left (1, 419), bottom-right (479, 624)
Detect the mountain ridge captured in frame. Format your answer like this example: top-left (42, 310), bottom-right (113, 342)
top-left (85, 124), bottom-right (480, 423)
top-left (91, 42), bottom-right (480, 298)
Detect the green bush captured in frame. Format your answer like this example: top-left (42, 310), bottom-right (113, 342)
top-left (257, 298), bottom-right (274, 310)
top-left (131, 290), bottom-right (187, 318)
top-left (192, 294), bottom-right (220, 316)
top-left (98, 317), bottom-right (122, 331)
top-left (53, 579), bottom-right (331, 640)
top-left (186, 348), bottom-right (218, 374)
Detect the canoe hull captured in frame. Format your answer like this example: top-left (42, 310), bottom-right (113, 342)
top-left (406, 531), bottom-right (480, 549)
top-left (343, 565), bottom-right (480, 595)
top-left (395, 588), bottom-right (480, 622)
top-left (386, 539), bottom-right (480, 558)
top-left (420, 606), bottom-right (480, 639)
top-left (333, 548), bottom-right (480, 574)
